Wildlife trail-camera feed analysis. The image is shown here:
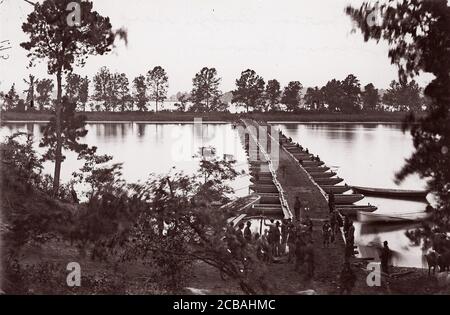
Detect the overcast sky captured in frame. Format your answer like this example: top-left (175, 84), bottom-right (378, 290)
top-left (0, 0), bottom-right (432, 96)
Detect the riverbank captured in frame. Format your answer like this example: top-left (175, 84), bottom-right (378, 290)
top-left (0, 110), bottom-right (422, 124)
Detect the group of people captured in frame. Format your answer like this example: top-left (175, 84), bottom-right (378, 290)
top-left (225, 215), bottom-right (316, 280)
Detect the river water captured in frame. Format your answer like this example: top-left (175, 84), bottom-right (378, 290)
top-left (1, 121), bottom-right (429, 267)
top-left (272, 123), bottom-right (429, 268)
top-left (0, 122), bottom-right (251, 198)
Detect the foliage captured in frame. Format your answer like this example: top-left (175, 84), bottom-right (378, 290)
top-left (321, 75), bottom-right (361, 112)
top-left (73, 152), bottom-right (124, 201)
top-left (93, 66), bottom-right (113, 111)
top-left (21, 0), bottom-right (125, 194)
top-left (382, 79), bottom-right (423, 111)
top-left (281, 81), bottom-right (303, 112)
top-left (347, 0), bottom-right (450, 242)
top-left (190, 67), bottom-right (223, 112)
top-left (1, 132), bottom-right (43, 187)
top-left (361, 83), bottom-right (379, 111)
top-left (304, 86), bottom-right (325, 111)
top-left (174, 92), bottom-right (190, 112)
top-left (265, 79), bottom-right (282, 111)
top-left (65, 73), bottom-right (82, 103)
top-left (39, 97), bottom-right (95, 162)
top-left (147, 66), bottom-right (169, 112)
top-left (132, 75), bottom-right (149, 111)
top-left (2, 84), bottom-right (20, 111)
top-left (114, 72), bottom-right (132, 111)
top-left (36, 78), bottom-right (54, 111)
top-left (232, 69), bottom-right (265, 112)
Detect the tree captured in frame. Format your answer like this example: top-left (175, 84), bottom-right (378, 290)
top-left (340, 74), bottom-right (361, 112)
top-left (304, 87), bottom-right (325, 110)
top-left (190, 67), bottom-right (222, 112)
top-left (174, 92), bottom-right (189, 112)
top-left (3, 84), bottom-right (19, 111)
top-left (382, 80), bottom-right (422, 112)
top-left (114, 73), bottom-right (132, 112)
top-left (93, 66), bottom-right (113, 111)
top-left (147, 66), bottom-right (168, 112)
top-left (35, 79), bottom-right (54, 111)
top-left (322, 79), bottom-right (344, 111)
top-left (132, 75), bottom-right (148, 111)
top-left (21, 0), bottom-right (125, 195)
top-left (265, 79), bottom-right (281, 111)
top-left (232, 69), bottom-right (265, 112)
top-left (23, 75), bottom-right (36, 110)
top-left (361, 83), bottom-right (379, 111)
top-left (281, 81), bottom-right (303, 112)
top-left (39, 97), bottom-right (95, 167)
top-left (78, 76), bottom-right (90, 112)
top-left (347, 0), bottom-right (450, 243)
top-left (65, 73), bottom-right (82, 103)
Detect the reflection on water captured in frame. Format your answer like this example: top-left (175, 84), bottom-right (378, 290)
top-left (273, 123), bottom-right (429, 268)
top-left (1, 122), bottom-right (251, 198)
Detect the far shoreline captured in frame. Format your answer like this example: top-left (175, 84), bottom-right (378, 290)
top-left (0, 110), bottom-right (422, 124)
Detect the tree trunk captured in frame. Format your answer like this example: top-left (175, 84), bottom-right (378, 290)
top-left (53, 69), bottom-right (63, 196)
top-left (155, 86), bottom-right (159, 113)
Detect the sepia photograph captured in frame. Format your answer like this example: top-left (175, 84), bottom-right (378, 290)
top-left (0, 0), bottom-right (449, 300)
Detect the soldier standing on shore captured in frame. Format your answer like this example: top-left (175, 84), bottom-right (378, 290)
top-left (380, 241), bottom-right (392, 275)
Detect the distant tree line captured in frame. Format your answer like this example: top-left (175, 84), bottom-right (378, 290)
top-left (1, 67), bottom-right (428, 114)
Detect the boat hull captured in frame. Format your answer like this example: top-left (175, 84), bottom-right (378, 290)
top-left (310, 172), bottom-right (337, 179)
top-left (334, 194), bottom-right (365, 205)
top-left (249, 184), bottom-right (278, 193)
top-left (352, 186), bottom-right (428, 199)
top-left (314, 177), bottom-right (344, 185)
top-left (320, 185), bottom-right (351, 194)
top-left (304, 166), bottom-right (330, 173)
top-left (258, 193), bottom-right (281, 204)
top-left (357, 211), bottom-right (431, 223)
top-left (336, 205), bottom-right (377, 216)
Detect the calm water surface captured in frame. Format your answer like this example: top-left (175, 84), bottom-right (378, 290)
top-left (0, 122), bottom-right (251, 198)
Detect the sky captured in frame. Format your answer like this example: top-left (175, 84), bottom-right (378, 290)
top-left (0, 0), bottom-right (433, 96)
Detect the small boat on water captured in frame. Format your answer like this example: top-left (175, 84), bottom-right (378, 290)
top-left (249, 184), bottom-right (278, 193)
top-left (309, 171), bottom-right (337, 179)
top-left (351, 185), bottom-right (428, 199)
top-left (304, 166), bottom-right (330, 173)
top-left (320, 185), bottom-right (351, 194)
top-left (292, 153), bottom-right (314, 159)
top-left (258, 193), bottom-right (281, 204)
top-left (301, 160), bottom-right (325, 167)
top-left (334, 194), bottom-right (365, 205)
top-left (336, 205), bottom-right (377, 216)
top-left (357, 210), bottom-right (432, 223)
top-left (314, 177), bottom-right (344, 185)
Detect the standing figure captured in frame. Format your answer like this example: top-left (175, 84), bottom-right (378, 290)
top-left (304, 240), bottom-right (315, 280)
top-left (339, 262), bottom-right (357, 295)
top-left (281, 219), bottom-right (291, 255)
top-left (380, 241), bottom-right (392, 275)
top-left (328, 193), bottom-right (335, 213)
top-left (244, 221), bottom-right (252, 243)
top-left (293, 196), bottom-right (302, 222)
top-left (322, 220), bottom-right (332, 248)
